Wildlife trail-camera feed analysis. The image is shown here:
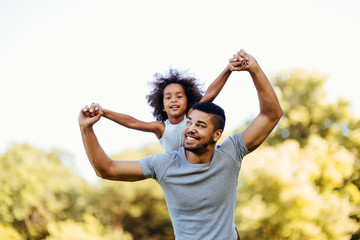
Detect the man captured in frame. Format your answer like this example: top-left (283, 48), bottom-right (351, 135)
top-left (79, 49), bottom-right (283, 239)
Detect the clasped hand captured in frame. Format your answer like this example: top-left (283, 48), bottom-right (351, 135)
top-left (78, 103), bottom-right (103, 128)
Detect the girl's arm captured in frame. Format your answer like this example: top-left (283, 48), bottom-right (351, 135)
top-left (103, 109), bottom-right (165, 139)
top-left (199, 64), bottom-right (233, 103)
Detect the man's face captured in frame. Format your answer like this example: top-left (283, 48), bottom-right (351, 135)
top-left (184, 110), bottom-right (221, 154)
top-left (163, 83), bottom-right (188, 119)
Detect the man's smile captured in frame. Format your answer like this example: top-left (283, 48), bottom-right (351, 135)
top-left (185, 134), bottom-right (200, 141)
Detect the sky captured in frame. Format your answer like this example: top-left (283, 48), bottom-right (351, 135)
top-left (1, 0), bottom-right (359, 182)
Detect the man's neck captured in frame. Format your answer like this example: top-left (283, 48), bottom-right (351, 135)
top-left (185, 146), bottom-right (215, 164)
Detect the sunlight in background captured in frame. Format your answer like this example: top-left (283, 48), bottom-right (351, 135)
top-left (1, 0), bottom-right (359, 182)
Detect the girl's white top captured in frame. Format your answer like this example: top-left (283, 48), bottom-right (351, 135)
top-left (158, 116), bottom-right (187, 153)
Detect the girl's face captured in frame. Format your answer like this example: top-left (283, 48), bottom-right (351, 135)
top-left (163, 83), bottom-right (188, 120)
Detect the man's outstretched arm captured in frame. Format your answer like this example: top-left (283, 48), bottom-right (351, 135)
top-left (79, 103), bottom-right (145, 182)
top-left (230, 50), bottom-right (283, 152)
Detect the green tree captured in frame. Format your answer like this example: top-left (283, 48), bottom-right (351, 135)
top-left (268, 69), bottom-right (360, 186)
top-left (45, 214), bottom-right (131, 240)
top-left (1, 142), bottom-right (173, 240)
top-left (0, 144), bottom-right (93, 239)
top-left (0, 224), bottom-right (22, 240)
top-left (262, 69), bottom-right (357, 147)
top-left (236, 138), bottom-right (359, 239)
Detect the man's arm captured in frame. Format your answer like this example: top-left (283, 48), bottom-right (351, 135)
top-left (79, 103), bottom-right (146, 181)
top-left (102, 109), bottom-right (165, 139)
top-left (230, 50), bottom-right (283, 152)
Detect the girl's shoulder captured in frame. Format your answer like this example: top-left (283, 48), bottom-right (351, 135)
top-left (151, 121), bottom-right (165, 139)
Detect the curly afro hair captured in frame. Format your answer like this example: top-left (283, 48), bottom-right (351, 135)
top-left (146, 68), bottom-right (204, 122)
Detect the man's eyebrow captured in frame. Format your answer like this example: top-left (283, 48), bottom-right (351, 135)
top-left (188, 117), bottom-right (207, 125)
top-left (197, 120), bottom-right (207, 125)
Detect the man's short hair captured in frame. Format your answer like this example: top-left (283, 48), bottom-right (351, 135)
top-left (192, 102), bottom-right (226, 131)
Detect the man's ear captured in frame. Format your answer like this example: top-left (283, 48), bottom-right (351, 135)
top-left (213, 129), bottom-right (223, 142)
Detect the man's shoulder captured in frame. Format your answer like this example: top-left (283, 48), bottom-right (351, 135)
top-left (220, 131), bottom-right (244, 145)
top-left (217, 131), bottom-right (249, 155)
top-left (143, 147), bottom-right (184, 164)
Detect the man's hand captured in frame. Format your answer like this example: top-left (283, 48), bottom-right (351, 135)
top-left (78, 103), bottom-right (103, 128)
top-left (228, 49), bottom-right (258, 72)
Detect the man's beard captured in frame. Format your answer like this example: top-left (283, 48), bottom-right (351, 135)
top-left (184, 145), bottom-right (202, 154)
top-left (184, 139), bottom-right (213, 154)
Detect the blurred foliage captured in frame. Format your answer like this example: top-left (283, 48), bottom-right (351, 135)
top-left (1, 68), bottom-right (359, 239)
top-left (236, 138), bottom-right (359, 239)
top-left (0, 144), bottom-right (93, 239)
top-left (268, 69), bottom-right (360, 153)
top-left (0, 142), bottom-right (171, 240)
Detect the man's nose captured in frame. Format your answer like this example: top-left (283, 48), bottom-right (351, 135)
top-left (186, 124), bottom-right (196, 133)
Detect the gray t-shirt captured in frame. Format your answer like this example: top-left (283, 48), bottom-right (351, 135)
top-left (140, 132), bottom-right (249, 240)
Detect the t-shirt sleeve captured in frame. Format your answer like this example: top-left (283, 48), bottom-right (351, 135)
top-left (139, 153), bottom-right (169, 181)
top-left (220, 131), bottom-right (250, 162)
